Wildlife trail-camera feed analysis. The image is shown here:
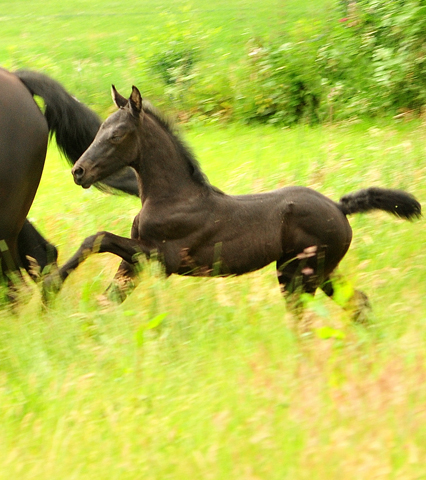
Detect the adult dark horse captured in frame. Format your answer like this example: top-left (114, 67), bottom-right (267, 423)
top-left (0, 68), bottom-right (139, 291)
top-left (45, 86), bottom-right (421, 313)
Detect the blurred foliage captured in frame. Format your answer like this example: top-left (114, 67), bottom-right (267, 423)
top-left (316, 0), bottom-right (426, 121)
top-left (3, 1), bottom-right (426, 124)
top-left (234, 0), bottom-right (426, 125)
top-left (145, 0), bottom-right (426, 125)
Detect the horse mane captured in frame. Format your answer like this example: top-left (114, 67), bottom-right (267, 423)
top-left (143, 101), bottom-right (224, 194)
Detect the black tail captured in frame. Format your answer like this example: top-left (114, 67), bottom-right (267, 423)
top-left (15, 70), bottom-right (101, 164)
top-left (338, 187), bottom-right (421, 220)
top-left (15, 70), bottom-right (139, 197)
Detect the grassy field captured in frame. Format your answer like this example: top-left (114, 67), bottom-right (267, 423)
top-left (1, 119), bottom-right (425, 479)
top-left (1, 0), bottom-right (336, 114)
top-left (1, 1), bottom-right (426, 478)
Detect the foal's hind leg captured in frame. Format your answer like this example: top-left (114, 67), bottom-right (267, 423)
top-left (320, 275), bottom-right (371, 323)
top-left (276, 257), bottom-right (320, 322)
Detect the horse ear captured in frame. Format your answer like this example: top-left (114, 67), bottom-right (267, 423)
top-left (129, 85), bottom-right (143, 118)
top-left (111, 85), bottom-right (128, 109)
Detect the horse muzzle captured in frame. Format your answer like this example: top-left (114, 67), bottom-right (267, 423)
top-left (72, 165), bottom-right (92, 189)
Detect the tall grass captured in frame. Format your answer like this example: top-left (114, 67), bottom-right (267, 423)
top-left (1, 118), bottom-right (425, 478)
top-left (1, 1), bottom-right (425, 477)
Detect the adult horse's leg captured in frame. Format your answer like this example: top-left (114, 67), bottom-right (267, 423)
top-left (17, 220), bottom-right (58, 281)
top-left (9, 69), bottom-right (139, 293)
top-left (0, 240), bottom-right (25, 302)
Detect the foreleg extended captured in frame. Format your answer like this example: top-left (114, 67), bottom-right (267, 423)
top-left (103, 214), bottom-right (144, 303)
top-left (103, 259), bottom-right (141, 303)
top-left (43, 231), bottom-right (147, 299)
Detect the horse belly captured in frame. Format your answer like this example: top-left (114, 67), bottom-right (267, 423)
top-left (220, 235), bottom-right (282, 275)
top-left (169, 227), bottom-right (283, 277)
top-left (144, 194), bottom-right (286, 277)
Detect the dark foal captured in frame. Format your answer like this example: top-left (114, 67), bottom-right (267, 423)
top-left (45, 86), bottom-right (421, 314)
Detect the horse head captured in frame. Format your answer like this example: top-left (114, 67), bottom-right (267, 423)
top-left (72, 86), bottom-right (143, 189)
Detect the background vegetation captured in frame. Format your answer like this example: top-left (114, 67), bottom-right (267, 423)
top-left (0, 0), bottom-right (425, 478)
top-left (3, 0), bottom-right (426, 125)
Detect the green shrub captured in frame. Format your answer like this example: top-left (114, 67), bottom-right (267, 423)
top-left (233, 1), bottom-right (426, 124)
top-left (130, 1), bottom-right (426, 125)
top-left (234, 26), bottom-right (325, 126)
top-left (319, 0), bottom-right (426, 118)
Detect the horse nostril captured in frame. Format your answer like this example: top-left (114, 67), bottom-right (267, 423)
top-left (73, 166), bottom-right (85, 180)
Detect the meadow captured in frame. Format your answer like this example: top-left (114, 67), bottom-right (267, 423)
top-left (1, 1), bottom-right (426, 478)
top-left (1, 0), bottom-right (337, 117)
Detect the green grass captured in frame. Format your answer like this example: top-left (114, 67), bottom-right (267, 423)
top-left (1, 1), bottom-right (426, 478)
top-left (1, 119), bottom-right (425, 478)
top-left (0, 0), bottom-right (336, 113)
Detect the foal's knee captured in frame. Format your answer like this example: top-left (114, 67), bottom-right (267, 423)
top-left (81, 232), bottom-right (108, 253)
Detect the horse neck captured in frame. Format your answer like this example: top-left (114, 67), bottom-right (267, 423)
top-left (136, 114), bottom-right (204, 201)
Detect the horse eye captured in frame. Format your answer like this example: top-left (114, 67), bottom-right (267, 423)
top-left (111, 133), bottom-right (123, 142)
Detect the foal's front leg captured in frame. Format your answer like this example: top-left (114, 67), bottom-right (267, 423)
top-left (42, 231), bottom-right (146, 300)
top-left (103, 214), bottom-right (143, 303)
top-left (103, 259), bottom-right (141, 303)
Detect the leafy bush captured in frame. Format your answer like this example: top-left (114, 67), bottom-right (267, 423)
top-left (142, 9), bottom-right (233, 122)
top-left (147, 10), bottom-right (202, 103)
top-left (235, 0), bottom-right (426, 125)
top-left (234, 24), bottom-right (325, 126)
top-left (138, 1), bottom-right (426, 125)
top-left (318, 0), bottom-right (426, 118)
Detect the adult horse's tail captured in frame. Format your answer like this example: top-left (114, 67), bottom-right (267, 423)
top-left (15, 70), bottom-right (139, 197)
top-left (338, 187), bottom-right (421, 219)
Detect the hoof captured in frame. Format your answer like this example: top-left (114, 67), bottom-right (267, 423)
top-left (41, 272), bottom-right (63, 303)
top-left (104, 281), bottom-right (128, 304)
top-left (104, 276), bottom-right (136, 304)
top-left (348, 290), bottom-right (372, 324)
